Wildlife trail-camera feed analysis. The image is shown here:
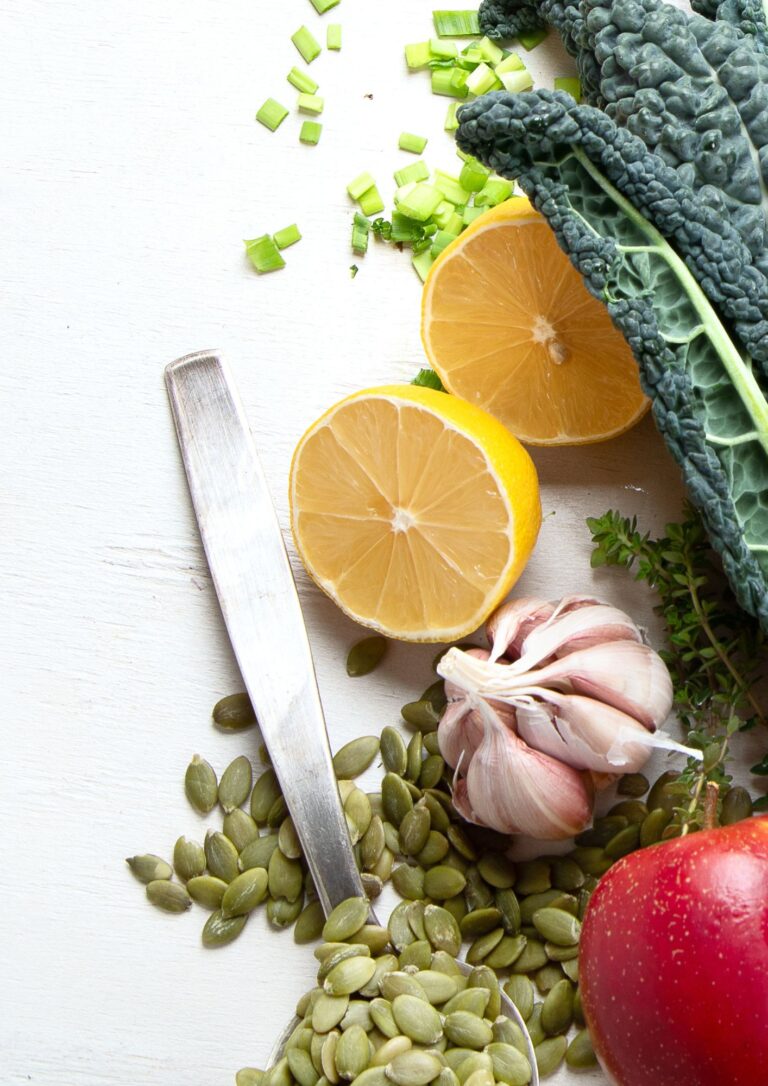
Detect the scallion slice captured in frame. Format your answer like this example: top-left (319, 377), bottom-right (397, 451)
top-left (291, 25), bottom-right (322, 63)
top-left (404, 41), bottom-right (433, 70)
top-left (444, 102), bottom-right (460, 130)
top-left (287, 67), bottom-right (319, 94)
top-left (474, 177), bottom-right (514, 206)
top-left (554, 76), bottom-right (581, 101)
top-left (395, 182), bottom-right (443, 222)
top-left (465, 62), bottom-right (501, 96)
top-left (432, 10), bottom-right (481, 37)
top-left (309, 0), bottom-right (339, 11)
top-left (498, 68), bottom-right (534, 93)
top-left (494, 51), bottom-right (525, 75)
top-left (429, 38), bottom-right (458, 59)
top-left (477, 36), bottom-right (504, 64)
top-left (273, 224), bottom-right (302, 250)
top-left (255, 98), bottom-right (289, 131)
top-left (297, 92), bottom-right (324, 114)
top-left (430, 228), bottom-right (460, 257)
top-left (459, 157), bottom-right (491, 192)
top-left (433, 169), bottom-right (471, 205)
top-left (461, 205), bottom-right (485, 226)
top-left (244, 235), bottom-right (286, 273)
top-left (358, 185), bottom-right (385, 216)
top-left (398, 132), bottom-right (428, 154)
top-left (518, 27), bottom-right (548, 50)
top-left (393, 160), bottom-right (430, 187)
top-left (347, 171), bottom-right (376, 200)
top-left (412, 248), bottom-right (436, 281)
top-left (431, 67), bottom-right (468, 97)
top-left (299, 120), bottom-right (323, 144)
top-left (327, 23), bottom-right (342, 50)
top-left (351, 212), bottom-right (370, 255)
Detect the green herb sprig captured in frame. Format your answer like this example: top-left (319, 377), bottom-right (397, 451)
top-left (588, 506), bottom-right (767, 825)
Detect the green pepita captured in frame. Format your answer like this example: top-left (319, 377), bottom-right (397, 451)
top-left (369, 1036), bottom-right (412, 1067)
top-left (212, 692), bottom-right (256, 730)
top-left (494, 890), bottom-right (522, 935)
top-left (405, 732), bottom-right (423, 783)
top-left (550, 857), bottom-right (585, 892)
top-left (604, 823), bottom-right (641, 859)
top-left (145, 879), bottom-right (191, 912)
top-left (400, 699), bottom-right (440, 732)
top-left (533, 1036), bottom-right (567, 1077)
top-left (515, 859), bottom-right (551, 895)
top-left (126, 853), bottom-right (173, 884)
top-left (201, 908), bottom-right (247, 947)
top-left (618, 771), bottom-right (650, 797)
top-left (386, 1050), bottom-right (444, 1086)
top-left (323, 897), bottom-right (370, 942)
top-left (267, 894), bottom-right (304, 928)
top-left (217, 754), bottom-right (253, 813)
top-left (333, 735), bottom-right (381, 779)
top-left (532, 907), bottom-right (581, 946)
top-left (380, 972), bottom-right (429, 1003)
top-left (236, 1069), bottom-right (264, 1086)
top-left (640, 807), bottom-right (672, 847)
top-left (324, 955), bottom-right (377, 996)
top-left (223, 810), bottom-right (260, 853)
top-left (391, 993), bottom-right (443, 1044)
top-left (419, 755), bottom-right (445, 790)
top-left (443, 988), bottom-right (490, 1017)
top-left (239, 833), bottom-right (280, 872)
top-left (186, 874), bottom-right (227, 909)
top-left (276, 815), bottom-right (303, 860)
top-left (423, 865), bottom-right (466, 900)
top-left (221, 867), bottom-right (268, 917)
top-left (391, 864), bottom-right (425, 901)
top-left (204, 830), bottom-right (239, 882)
top-left (423, 904), bottom-right (462, 956)
top-left (485, 933), bottom-right (528, 970)
top-left (346, 636), bottom-right (388, 677)
top-left (250, 768), bottom-right (282, 823)
top-left (335, 1024), bottom-right (370, 1079)
top-left (416, 830), bottom-right (450, 867)
top-left (380, 726), bottom-right (409, 777)
top-left (313, 992), bottom-right (349, 1032)
top-left (399, 940), bottom-right (433, 971)
top-left (388, 901), bottom-right (416, 951)
top-left (287, 1048), bottom-right (320, 1086)
top-left (721, 785), bottom-right (753, 824)
top-left (503, 976), bottom-right (534, 1022)
top-left (485, 1042), bottom-right (532, 1086)
top-left (477, 853), bottom-right (516, 889)
top-left (509, 939), bottom-right (548, 974)
top-left (540, 979), bottom-right (574, 1035)
top-left (362, 816), bottom-right (386, 870)
top-left (346, 789), bottom-right (374, 841)
top-left (382, 773), bottom-right (414, 826)
top-left (184, 755), bottom-right (218, 814)
top-left (294, 899), bottom-right (326, 944)
top-left (268, 847), bottom-right (304, 902)
top-left (370, 998), bottom-right (399, 1039)
top-left (414, 969), bottom-right (458, 1004)
top-left (400, 806), bottom-right (431, 856)
top-left (565, 1027), bottom-right (597, 1069)
top-left (443, 1011), bottom-right (493, 1050)
top-left (466, 927), bottom-right (504, 965)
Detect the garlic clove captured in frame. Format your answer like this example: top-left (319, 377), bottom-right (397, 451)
top-left (514, 604), bottom-right (643, 671)
top-left (437, 700), bottom-right (486, 770)
top-left (486, 597), bottom-right (555, 662)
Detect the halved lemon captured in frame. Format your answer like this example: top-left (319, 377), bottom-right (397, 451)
top-left (289, 385), bottom-right (541, 642)
top-left (421, 196), bottom-right (649, 445)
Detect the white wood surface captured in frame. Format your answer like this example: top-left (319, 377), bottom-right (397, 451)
top-left (5, 1), bottom-right (759, 1083)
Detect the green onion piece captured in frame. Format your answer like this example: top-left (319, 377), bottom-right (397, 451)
top-left (389, 212), bottom-right (424, 244)
top-left (465, 62), bottom-right (502, 96)
top-left (327, 23), bottom-right (342, 50)
top-left (432, 200), bottom-right (456, 229)
top-left (499, 68), bottom-right (534, 93)
top-left (554, 76), bottom-right (582, 101)
top-left (412, 249), bottom-right (436, 281)
top-left (459, 158), bottom-right (491, 192)
top-left (299, 120), bottom-right (323, 144)
top-left (494, 51), bottom-right (525, 75)
top-left (287, 67), bottom-right (319, 94)
top-left (429, 58), bottom-right (456, 70)
top-left (273, 224), bottom-right (302, 250)
top-left (429, 38), bottom-right (458, 59)
top-left (291, 25), bottom-right (321, 63)
top-left (430, 228), bottom-right (460, 257)
top-left (255, 98), bottom-right (289, 131)
top-left (395, 182), bottom-right (444, 222)
top-left (461, 205), bottom-right (485, 226)
top-left (351, 212), bottom-right (370, 255)
top-left (474, 177), bottom-right (514, 206)
top-left (518, 26), bottom-right (549, 50)
top-left (478, 36), bottom-right (504, 64)
top-left (444, 101), bottom-right (460, 130)
top-left (398, 132), bottom-right (428, 154)
top-left (358, 185), bottom-right (385, 216)
top-left (431, 67), bottom-right (468, 98)
top-left (412, 368), bottom-right (445, 390)
top-left (433, 169), bottom-right (471, 205)
top-left (445, 210), bottom-right (464, 233)
top-left (347, 171), bottom-right (376, 200)
top-left (350, 264), bottom-right (359, 278)
top-left (394, 160), bottom-right (430, 187)
top-left (458, 45), bottom-right (485, 69)
top-left (309, 0), bottom-right (339, 11)
top-left (433, 10), bottom-right (481, 37)
top-left (404, 41), bottom-right (433, 70)
top-left (244, 235), bottom-right (286, 273)
top-left (297, 92), bottom-right (324, 114)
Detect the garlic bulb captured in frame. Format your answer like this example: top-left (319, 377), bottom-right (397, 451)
top-left (437, 594), bottom-right (702, 841)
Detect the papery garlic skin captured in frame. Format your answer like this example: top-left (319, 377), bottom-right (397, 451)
top-left (486, 597), bottom-right (555, 662)
top-left (514, 604), bottom-right (643, 671)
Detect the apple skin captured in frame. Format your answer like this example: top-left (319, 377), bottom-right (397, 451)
top-left (580, 815), bottom-right (768, 1086)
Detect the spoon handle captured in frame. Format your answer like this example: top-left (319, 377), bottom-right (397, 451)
top-left (166, 350), bottom-right (364, 915)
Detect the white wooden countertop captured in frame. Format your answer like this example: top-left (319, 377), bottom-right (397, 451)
top-left (6, 1), bottom-right (761, 1083)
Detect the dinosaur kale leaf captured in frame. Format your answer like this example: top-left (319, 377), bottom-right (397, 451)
top-left (456, 89), bottom-right (768, 630)
top-left (691, 0), bottom-right (768, 52)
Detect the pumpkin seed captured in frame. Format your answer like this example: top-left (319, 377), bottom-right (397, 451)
top-left (359, 953), bottom-right (399, 998)
top-left (544, 941), bottom-right (579, 962)
top-left (370, 998), bottom-right (399, 1038)
top-left (386, 1050), bottom-right (444, 1086)
top-left (532, 907), bottom-right (581, 946)
top-left (220, 811), bottom-right (258, 855)
top-left (239, 833), bottom-right (280, 872)
top-left (218, 754), bottom-right (253, 813)
top-left (561, 957), bottom-right (579, 983)
top-left (466, 927), bottom-right (504, 965)
top-left (464, 867), bottom-right (494, 911)
top-left (391, 994), bottom-right (443, 1044)
top-left (347, 636), bottom-right (388, 677)
top-left (186, 874), bottom-right (227, 909)
top-left (573, 986), bottom-right (584, 1025)
top-left (422, 792), bottom-right (451, 833)
top-left (204, 830), bottom-right (239, 882)
top-left (388, 901), bottom-right (416, 951)
top-left (721, 785), bottom-right (753, 824)
top-left (444, 824), bottom-right (477, 862)
top-left (236, 1069), bottom-right (264, 1086)
top-left (443, 894), bottom-right (468, 926)
top-left (570, 846), bottom-right (611, 877)
top-left (381, 972), bottom-right (429, 1003)
top-left (335, 1024), bottom-right (370, 1079)
top-left (640, 807), bottom-right (672, 847)
top-left (350, 1069), bottom-right (388, 1086)
top-left (145, 879), bottom-right (191, 912)
top-left (462, 1070), bottom-right (494, 1086)
top-left (355, 923), bottom-right (389, 953)
top-left (360, 874), bottom-right (385, 902)
top-left (607, 799), bottom-right (648, 824)
top-left (212, 692), bottom-right (256, 730)
top-left (503, 976), bottom-right (534, 1022)
top-left (184, 755), bottom-right (218, 814)
top-left (443, 1011), bottom-right (493, 1050)
top-left (422, 731), bottom-right (441, 756)
top-left (362, 816), bottom-right (386, 870)
top-left (382, 773), bottom-right (414, 826)
top-left (268, 847), bottom-right (304, 902)
top-left (202, 908), bottom-right (247, 947)
top-left (565, 1028), bottom-right (597, 1069)
top-left (423, 865), bottom-right (466, 900)
top-left (485, 934), bottom-right (528, 970)
top-left (263, 1058), bottom-right (292, 1086)
top-left (414, 969), bottom-right (458, 1004)
top-left (647, 770), bottom-right (680, 814)
top-left (431, 950), bottom-right (463, 977)
top-left (520, 890), bottom-right (577, 924)
top-left (126, 854), bottom-right (173, 884)
top-left (370, 1036), bottom-right (412, 1067)
top-left (400, 806), bottom-right (431, 856)
top-left (494, 890), bottom-right (521, 935)
top-left (323, 896), bottom-right (370, 942)
top-left (433, 1069), bottom-right (460, 1086)
top-left (268, 893), bottom-right (304, 927)
top-left (324, 956), bottom-right (377, 996)
top-left (549, 857), bottom-right (585, 892)
top-left (405, 732), bottom-right (423, 783)
top-left (490, 1018), bottom-right (527, 1052)
top-left (509, 938), bottom-right (548, 974)
top-left (423, 904), bottom-right (461, 956)
top-left (321, 1030), bottom-right (340, 1083)
top-left (294, 900), bottom-right (326, 944)
top-left (380, 727), bottom-right (408, 776)
top-left (418, 754), bottom-right (445, 792)
top-left (533, 1036), bottom-right (567, 1077)
top-left (443, 988), bottom-right (489, 1017)
top-left (391, 864), bottom-right (425, 901)
top-left (617, 771), bottom-right (649, 797)
top-left (318, 944), bottom-right (371, 981)
top-left (267, 794), bottom-right (289, 828)
top-left (287, 1048), bottom-right (320, 1086)
top-left (467, 966), bottom-right (500, 1019)
top-left (416, 831), bottom-right (450, 867)
top-left (525, 1005), bottom-right (545, 1047)
top-left (400, 700), bottom-right (440, 733)
top-left (221, 867), bottom-right (268, 917)
top-left (399, 940), bottom-right (433, 972)
top-left (372, 847), bottom-right (395, 883)
top-left (514, 859), bottom-right (551, 895)
top-left (576, 816), bottom-right (628, 848)
top-left (250, 768), bottom-right (282, 823)
top-left (477, 853), bottom-right (515, 889)
top-left (334, 735), bottom-right (381, 779)
top-left (454, 1053), bottom-right (492, 1082)
top-left (485, 1043), bottom-right (531, 1086)
top-left (313, 992), bottom-right (349, 1033)
top-left (604, 823), bottom-right (641, 859)
top-left (535, 964), bottom-right (564, 994)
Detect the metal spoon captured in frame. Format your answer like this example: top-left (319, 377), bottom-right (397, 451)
top-left (166, 350), bottom-right (539, 1081)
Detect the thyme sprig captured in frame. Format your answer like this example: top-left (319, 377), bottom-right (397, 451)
top-left (588, 505), bottom-right (767, 826)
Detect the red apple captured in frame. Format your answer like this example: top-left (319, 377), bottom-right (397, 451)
top-left (580, 816), bottom-right (768, 1086)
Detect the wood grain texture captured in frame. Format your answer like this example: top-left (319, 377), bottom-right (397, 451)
top-left (2, 0), bottom-right (752, 1083)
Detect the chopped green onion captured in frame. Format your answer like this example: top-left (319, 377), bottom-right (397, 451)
top-left (394, 160), bottom-right (430, 187)
top-left (429, 38), bottom-right (458, 59)
top-left (358, 185), bottom-right (385, 216)
top-left (465, 61), bottom-right (502, 96)
top-left (474, 177), bottom-right (514, 206)
top-left (444, 101), bottom-right (461, 130)
top-left (350, 264), bottom-right (359, 278)
top-left (431, 67), bottom-right (468, 97)
top-left (430, 228), bottom-right (460, 257)
top-left (498, 68), bottom-right (533, 93)
top-left (390, 212), bottom-right (425, 243)
top-left (244, 235), bottom-right (286, 273)
top-left (297, 92), bottom-right (324, 114)
top-left (461, 205), bottom-right (485, 225)
top-left (292, 25), bottom-right (322, 63)
top-left (554, 76), bottom-right (582, 101)
top-left (518, 27), bottom-right (549, 50)
top-left (412, 248), bottom-right (436, 281)
top-left (444, 210), bottom-right (464, 233)
top-left (432, 199), bottom-right (456, 229)
top-left (299, 120), bottom-right (323, 144)
top-left (395, 182), bottom-right (444, 222)
top-left (399, 132), bottom-right (429, 154)
top-left (458, 45), bottom-right (485, 68)
top-left (273, 224), bottom-right (302, 250)
top-left (351, 212), bottom-right (370, 255)
top-left (309, 0), bottom-right (339, 11)
top-left (404, 41), bottom-right (433, 70)
top-left (459, 158), bottom-right (491, 192)
top-left (478, 36), bottom-right (504, 64)
top-left (412, 368), bottom-right (445, 390)
top-left (327, 23), bottom-right (342, 50)
top-left (433, 169), bottom-right (471, 205)
top-left (255, 98), bottom-right (289, 131)
top-left (347, 171), bottom-right (376, 200)
top-left (494, 51), bottom-right (525, 75)
top-left (287, 67), bottom-right (319, 94)
top-left (432, 10), bottom-right (481, 37)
